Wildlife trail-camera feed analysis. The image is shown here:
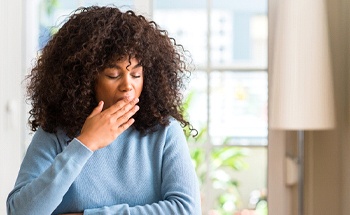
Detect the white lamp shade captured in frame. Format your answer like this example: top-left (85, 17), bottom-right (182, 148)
top-left (270, 0), bottom-right (335, 130)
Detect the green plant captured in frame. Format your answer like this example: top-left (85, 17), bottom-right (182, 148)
top-left (182, 91), bottom-right (249, 214)
top-left (211, 146), bottom-right (249, 214)
top-left (42, 0), bottom-right (59, 16)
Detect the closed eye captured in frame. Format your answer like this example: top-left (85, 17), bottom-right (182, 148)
top-left (106, 75), bottom-right (120, 79)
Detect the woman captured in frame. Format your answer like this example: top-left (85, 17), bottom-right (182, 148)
top-left (7, 6), bottom-right (201, 215)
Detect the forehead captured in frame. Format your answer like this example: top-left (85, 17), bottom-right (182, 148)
top-left (103, 58), bottom-right (142, 72)
top-left (108, 55), bottom-right (139, 65)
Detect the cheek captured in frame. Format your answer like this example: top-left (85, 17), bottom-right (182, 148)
top-left (95, 87), bottom-right (104, 102)
top-left (95, 80), bottom-right (112, 101)
top-left (137, 80), bottom-right (144, 95)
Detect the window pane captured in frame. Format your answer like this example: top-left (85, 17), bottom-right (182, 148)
top-left (186, 71), bottom-right (208, 131)
top-left (153, 1), bottom-right (208, 66)
top-left (211, 0), bottom-right (268, 68)
top-left (210, 146), bottom-right (267, 213)
top-left (209, 71), bottom-right (268, 146)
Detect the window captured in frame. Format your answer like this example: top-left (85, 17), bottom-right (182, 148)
top-left (153, 1), bottom-right (268, 214)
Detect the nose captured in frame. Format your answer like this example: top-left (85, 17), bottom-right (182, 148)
top-left (119, 76), bottom-right (132, 92)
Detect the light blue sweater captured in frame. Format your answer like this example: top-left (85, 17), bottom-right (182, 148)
top-left (7, 120), bottom-right (201, 215)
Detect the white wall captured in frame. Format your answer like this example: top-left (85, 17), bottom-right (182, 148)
top-left (0, 0), bottom-right (24, 213)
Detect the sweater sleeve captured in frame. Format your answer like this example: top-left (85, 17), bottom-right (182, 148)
top-left (83, 121), bottom-right (202, 215)
top-left (6, 128), bottom-right (93, 215)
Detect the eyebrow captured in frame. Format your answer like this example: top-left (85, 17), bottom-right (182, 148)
top-left (106, 63), bottom-right (142, 71)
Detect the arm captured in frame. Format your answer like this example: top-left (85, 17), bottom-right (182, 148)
top-left (7, 99), bottom-right (139, 215)
top-left (83, 121), bottom-right (202, 215)
top-left (7, 133), bottom-right (93, 215)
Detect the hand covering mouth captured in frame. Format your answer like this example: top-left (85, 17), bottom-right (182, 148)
top-left (117, 95), bottom-right (133, 102)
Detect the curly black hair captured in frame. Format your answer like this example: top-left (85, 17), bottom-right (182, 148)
top-left (27, 6), bottom-right (196, 138)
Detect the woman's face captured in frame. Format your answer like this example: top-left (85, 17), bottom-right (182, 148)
top-left (95, 57), bottom-right (144, 110)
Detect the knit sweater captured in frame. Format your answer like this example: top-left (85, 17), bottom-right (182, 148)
top-left (7, 119), bottom-right (201, 215)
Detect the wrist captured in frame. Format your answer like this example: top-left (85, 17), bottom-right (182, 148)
top-left (76, 135), bottom-right (98, 151)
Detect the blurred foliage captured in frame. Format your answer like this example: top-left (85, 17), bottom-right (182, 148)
top-left (42, 0), bottom-right (59, 16)
top-left (38, 0), bottom-right (61, 49)
top-left (182, 91), bottom-right (250, 214)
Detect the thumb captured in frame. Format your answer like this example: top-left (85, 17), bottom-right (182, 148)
top-left (88, 101), bottom-right (104, 118)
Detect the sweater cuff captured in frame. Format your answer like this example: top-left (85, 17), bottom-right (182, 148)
top-left (62, 138), bottom-right (93, 165)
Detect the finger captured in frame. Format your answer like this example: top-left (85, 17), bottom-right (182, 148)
top-left (106, 97), bottom-right (139, 116)
top-left (88, 101), bottom-right (104, 118)
top-left (118, 118), bottom-right (135, 132)
top-left (102, 97), bottom-right (136, 115)
top-left (115, 104), bottom-right (139, 125)
top-left (113, 98), bottom-right (139, 117)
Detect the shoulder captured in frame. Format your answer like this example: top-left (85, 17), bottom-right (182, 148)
top-left (123, 118), bottom-right (186, 147)
top-left (29, 127), bottom-right (71, 153)
top-left (167, 118), bottom-right (183, 132)
top-left (32, 127), bottom-right (70, 143)
top-left (134, 118), bottom-right (186, 143)
top-left (141, 117), bottom-right (184, 136)
top-left (152, 118), bottom-right (185, 139)
top-left (161, 118), bottom-right (188, 149)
